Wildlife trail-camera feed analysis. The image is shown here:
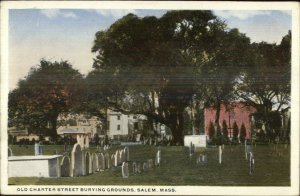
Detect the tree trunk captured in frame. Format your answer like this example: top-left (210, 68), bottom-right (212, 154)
top-left (168, 108), bottom-right (184, 145)
top-left (215, 101), bottom-right (221, 126)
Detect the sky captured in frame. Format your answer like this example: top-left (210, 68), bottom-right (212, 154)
top-left (8, 9), bottom-right (291, 90)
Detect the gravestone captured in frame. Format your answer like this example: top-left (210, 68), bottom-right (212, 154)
top-left (122, 162), bottom-right (129, 178)
top-left (120, 150), bottom-right (126, 163)
top-left (143, 162), bottom-right (148, 171)
top-left (155, 149), bottom-right (161, 166)
top-left (71, 143), bottom-right (83, 177)
top-left (124, 147), bottom-right (129, 161)
top-left (249, 152), bottom-right (255, 175)
top-left (115, 150), bottom-right (121, 166)
top-left (246, 145), bottom-right (253, 160)
top-left (35, 142), bottom-right (43, 156)
top-left (92, 153), bottom-right (99, 173)
top-left (132, 162), bottom-right (137, 175)
top-left (197, 154), bottom-right (207, 164)
top-left (137, 163), bottom-right (142, 174)
top-left (98, 153), bottom-right (105, 171)
top-left (84, 151), bottom-right (91, 175)
top-left (105, 153), bottom-right (111, 169)
top-left (60, 156), bottom-right (70, 177)
top-left (148, 159), bottom-right (154, 169)
top-left (111, 154), bottom-right (116, 167)
top-left (219, 146), bottom-right (222, 165)
top-left (8, 147), bottom-right (13, 157)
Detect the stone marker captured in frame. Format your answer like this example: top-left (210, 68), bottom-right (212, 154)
top-left (148, 159), bottom-right (154, 169)
top-left (137, 163), bottom-right (142, 174)
top-left (143, 162), bottom-right (148, 171)
top-left (111, 154), bottom-right (116, 167)
top-left (35, 142), bottom-right (43, 156)
top-left (197, 154), bottom-right (207, 164)
top-left (219, 145), bottom-right (222, 164)
top-left (98, 153), bottom-right (105, 171)
top-left (71, 143), bottom-right (83, 177)
top-left (246, 145), bottom-right (252, 161)
top-left (115, 150), bottom-right (121, 166)
top-left (120, 149), bottom-right (126, 163)
top-left (60, 156), bottom-right (70, 177)
top-left (155, 149), bottom-right (161, 166)
top-left (122, 162), bottom-right (129, 178)
top-left (124, 147), bottom-right (129, 161)
top-left (132, 162), bottom-right (137, 175)
top-left (8, 147), bottom-right (13, 157)
top-left (249, 152), bottom-right (255, 175)
top-left (105, 153), bottom-right (111, 169)
top-left (92, 153), bottom-right (99, 173)
top-left (84, 151), bottom-right (91, 175)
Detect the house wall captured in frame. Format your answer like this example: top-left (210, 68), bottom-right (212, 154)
top-left (204, 102), bottom-right (256, 139)
top-left (108, 113), bottom-right (129, 138)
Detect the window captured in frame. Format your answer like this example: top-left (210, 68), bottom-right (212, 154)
top-left (117, 116), bottom-right (121, 120)
top-left (117, 125), bottom-right (120, 130)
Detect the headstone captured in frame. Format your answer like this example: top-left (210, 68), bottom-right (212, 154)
top-left (111, 154), bottom-right (116, 167)
top-left (137, 163), bottom-right (142, 174)
top-left (85, 152), bottom-right (91, 175)
top-left (35, 142), bottom-right (41, 156)
top-left (8, 147), bottom-right (13, 157)
top-left (244, 140), bottom-right (247, 160)
top-left (124, 147), bottom-right (129, 161)
top-left (155, 149), bottom-right (161, 166)
top-left (143, 162), bottom-right (148, 171)
top-left (92, 153), bottom-right (99, 173)
top-left (219, 146), bottom-right (222, 164)
top-left (71, 143), bottom-right (83, 177)
top-left (246, 145), bottom-right (252, 160)
top-left (115, 150), bottom-right (121, 166)
top-left (132, 162), bottom-right (137, 175)
top-left (105, 153), bottom-right (111, 169)
top-left (98, 153), bottom-right (105, 171)
top-left (148, 159), bottom-right (154, 169)
top-left (120, 150), bottom-right (126, 163)
top-left (197, 154), bottom-right (207, 164)
top-left (249, 152), bottom-right (255, 175)
top-left (122, 162), bottom-right (129, 178)
top-left (60, 156), bottom-right (70, 177)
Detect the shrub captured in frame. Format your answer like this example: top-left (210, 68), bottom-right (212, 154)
top-left (208, 121), bottom-right (215, 139)
top-left (232, 121), bottom-right (239, 143)
top-left (240, 123), bottom-right (246, 142)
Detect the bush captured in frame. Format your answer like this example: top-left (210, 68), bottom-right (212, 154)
top-left (232, 121), bottom-right (239, 143)
top-left (240, 123), bottom-right (246, 143)
top-left (208, 121), bottom-right (215, 139)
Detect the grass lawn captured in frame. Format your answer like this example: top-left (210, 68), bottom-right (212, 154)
top-left (8, 144), bottom-right (290, 186)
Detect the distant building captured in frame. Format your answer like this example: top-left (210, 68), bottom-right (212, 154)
top-left (8, 127), bottom-right (50, 142)
top-left (204, 102), bottom-right (256, 139)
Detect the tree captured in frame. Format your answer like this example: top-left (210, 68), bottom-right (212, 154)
top-left (222, 120), bottom-right (228, 140)
top-left (208, 121), bottom-right (215, 139)
top-left (8, 59), bottom-right (83, 138)
top-left (240, 123), bottom-right (246, 142)
top-left (89, 11), bottom-right (253, 145)
top-left (232, 121), bottom-right (239, 143)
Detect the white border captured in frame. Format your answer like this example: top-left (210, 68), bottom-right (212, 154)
top-left (1, 1), bottom-right (299, 195)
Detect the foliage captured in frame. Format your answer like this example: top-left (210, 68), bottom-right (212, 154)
top-left (232, 121), bottom-right (239, 143)
top-left (8, 60), bottom-right (83, 137)
top-left (239, 123), bottom-right (246, 142)
top-left (208, 121), bottom-right (215, 139)
top-left (222, 120), bottom-right (228, 139)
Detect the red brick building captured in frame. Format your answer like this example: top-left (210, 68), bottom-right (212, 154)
top-left (204, 102), bottom-right (256, 139)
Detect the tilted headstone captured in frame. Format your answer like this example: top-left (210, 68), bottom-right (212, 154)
top-left (197, 154), bottom-right (207, 164)
top-left (92, 153), bottom-right (99, 173)
top-left (105, 153), bottom-right (111, 169)
top-left (122, 162), bottom-right (129, 178)
top-left (219, 146), bottom-right (222, 164)
top-left (8, 147), bottom-right (13, 157)
top-left (124, 147), bottom-right (129, 161)
top-left (155, 149), bottom-right (161, 166)
top-left (246, 145), bottom-right (253, 160)
top-left (98, 153), bottom-right (105, 171)
top-left (132, 162), bottom-right (137, 175)
top-left (60, 156), bottom-right (70, 177)
top-left (71, 143), bottom-right (83, 177)
top-left (143, 162), bottom-right (148, 171)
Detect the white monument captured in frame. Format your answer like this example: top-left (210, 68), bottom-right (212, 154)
top-left (184, 135), bottom-right (207, 148)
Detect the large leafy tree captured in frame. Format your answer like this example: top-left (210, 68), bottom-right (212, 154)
top-left (8, 60), bottom-right (83, 137)
top-left (89, 11), bottom-right (253, 144)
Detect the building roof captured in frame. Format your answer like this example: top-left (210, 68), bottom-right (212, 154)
top-left (60, 128), bottom-right (85, 134)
